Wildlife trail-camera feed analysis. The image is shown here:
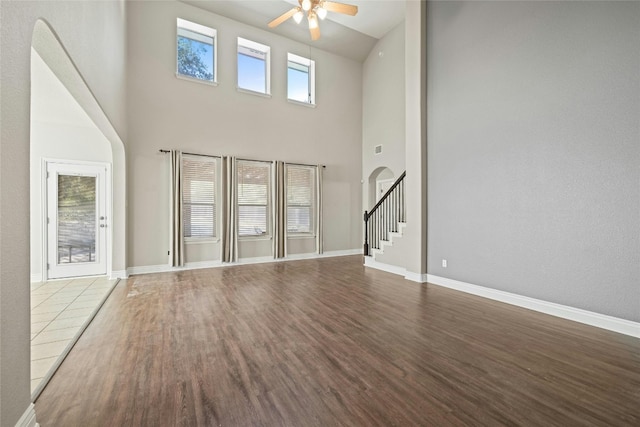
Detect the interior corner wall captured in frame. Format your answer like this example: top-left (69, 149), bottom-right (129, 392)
top-left (126, 1), bottom-right (363, 268)
top-left (0, 1), bottom-right (127, 425)
top-left (426, 1), bottom-right (640, 321)
top-left (362, 21), bottom-right (405, 211)
top-left (30, 49), bottom-right (114, 281)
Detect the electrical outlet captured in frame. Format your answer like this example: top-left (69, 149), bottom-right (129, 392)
top-left (442, 259), bottom-right (447, 268)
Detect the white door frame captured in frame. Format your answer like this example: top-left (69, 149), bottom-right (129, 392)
top-left (43, 159), bottom-right (112, 280)
top-left (376, 178), bottom-right (396, 202)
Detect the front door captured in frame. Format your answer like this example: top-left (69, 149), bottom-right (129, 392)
top-left (47, 162), bottom-right (108, 279)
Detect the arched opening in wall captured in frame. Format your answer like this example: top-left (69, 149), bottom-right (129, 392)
top-left (29, 19), bottom-right (126, 399)
top-left (367, 166), bottom-right (395, 209)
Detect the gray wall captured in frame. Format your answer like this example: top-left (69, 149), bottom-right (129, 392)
top-left (127, 1), bottom-right (363, 268)
top-left (0, 1), bottom-right (127, 424)
top-left (362, 21), bottom-right (405, 209)
top-left (427, 1), bottom-right (640, 321)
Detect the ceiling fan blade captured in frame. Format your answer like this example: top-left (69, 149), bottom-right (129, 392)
top-left (268, 7), bottom-right (299, 28)
top-left (322, 1), bottom-right (358, 16)
top-left (310, 25), bottom-right (320, 41)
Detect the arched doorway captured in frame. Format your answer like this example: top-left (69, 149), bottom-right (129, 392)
top-left (29, 19), bottom-right (126, 399)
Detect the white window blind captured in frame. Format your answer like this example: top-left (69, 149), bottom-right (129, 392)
top-left (182, 156), bottom-right (217, 238)
top-left (287, 165), bottom-right (315, 234)
top-left (237, 161), bottom-right (270, 236)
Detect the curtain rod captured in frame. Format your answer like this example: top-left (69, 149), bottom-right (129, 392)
top-left (159, 149), bottom-right (220, 159)
top-left (160, 150), bottom-right (325, 168)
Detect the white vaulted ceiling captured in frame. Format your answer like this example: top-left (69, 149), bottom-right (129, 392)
top-left (180, 0), bottom-right (406, 62)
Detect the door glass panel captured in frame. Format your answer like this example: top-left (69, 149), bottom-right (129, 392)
top-left (57, 174), bottom-right (96, 264)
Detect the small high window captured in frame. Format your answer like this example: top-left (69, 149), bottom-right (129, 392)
top-left (177, 18), bottom-right (216, 84)
top-left (237, 37), bottom-right (271, 95)
top-left (287, 53), bottom-right (315, 105)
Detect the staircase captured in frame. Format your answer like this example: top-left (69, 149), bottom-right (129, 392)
top-left (364, 171), bottom-right (406, 259)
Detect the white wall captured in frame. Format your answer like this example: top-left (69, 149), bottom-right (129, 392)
top-left (362, 21), bottom-right (405, 210)
top-left (126, 1), bottom-right (363, 268)
top-left (426, 1), bottom-right (640, 321)
top-left (0, 1), bottom-right (127, 424)
top-left (30, 49), bottom-right (113, 281)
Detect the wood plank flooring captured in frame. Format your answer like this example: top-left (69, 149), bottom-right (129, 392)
top-left (35, 256), bottom-right (640, 426)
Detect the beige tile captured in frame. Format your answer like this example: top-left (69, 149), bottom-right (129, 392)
top-left (45, 294), bottom-right (79, 304)
top-left (31, 378), bottom-right (44, 393)
top-left (31, 327), bottom-right (80, 345)
top-left (45, 316), bottom-right (87, 331)
top-left (31, 286), bottom-right (61, 296)
top-left (31, 340), bottom-right (71, 361)
top-left (31, 321), bottom-right (50, 335)
top-left (73, 295), bottom-right (105, 305)
top-left (56, 307), bottom-right (94, 319)
top-left (31, 296), bottom-right (50, 309)
top-left (31, 356), bottom-right (59, 378)
top-left (66, 300), bottom-right (99, 311)
top-left (31, 311), bottom-right (59, 324)
top-left (31, 302), bottom-right (69, 315)
top-left (80, 287), bottom-right (109, 296)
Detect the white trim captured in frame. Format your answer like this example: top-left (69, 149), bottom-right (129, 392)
top-left (31, 273), bottom-right (43, 283)
top-left (110, 270), bottom-right (128, 279)
top-left (364, 256), bottom-right (407, 277)
top-left (175, 73), bottom-right (218, 87)
top-left (126, 249), bottom-right (361, 276)
top-left (362, 260), bottom-right (640, 338)
top-left (427, 274), bottom-right (640, 338)
top-left (405, 271), bottom-right (428, 283)
top-left (15, 403), bottom-right (38, 427)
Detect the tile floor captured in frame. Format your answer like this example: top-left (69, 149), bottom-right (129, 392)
top-left (31, 276), bottom-right (118, 393)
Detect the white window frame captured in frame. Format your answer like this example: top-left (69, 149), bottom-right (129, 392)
top-left (182, 155), bottom-right (219, 242)
top-left (176, 18), bottom-right (218, 85)
top-left (286, 164), bottom-right (316, 236)
top-left (237, 37), bottom-right (271, 97)
top-left (287, 53), bottom-right (316, 106)
top-left (237, 160), bottom-right (272, 238)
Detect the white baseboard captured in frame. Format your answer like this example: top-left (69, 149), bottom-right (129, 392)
top-left (126, 249), bottom-right (362, 276)
top-left (363, 258), bottom-right (640, 338)
top-left (16, 403), bottom-right (39, 427)
top-left (364, 256), bottom-right (407, 277)
top-left (110, 270), bottom-right (128, 279)
top-left (405, 271), bottom-right (428, 283)
top-left (31, 273), bottom-right (43, 283)
top-left (427, 274), bottom-right (640, 338)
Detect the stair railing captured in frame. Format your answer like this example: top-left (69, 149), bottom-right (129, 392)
top-left (364, 171), bottom-right (406, 256)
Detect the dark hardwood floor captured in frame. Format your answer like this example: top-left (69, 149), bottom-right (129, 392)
top-left (35, 256), bottom-right (640, 426)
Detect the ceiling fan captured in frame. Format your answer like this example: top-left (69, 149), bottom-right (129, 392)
top-left (268, 0), bottom-right (358, 41)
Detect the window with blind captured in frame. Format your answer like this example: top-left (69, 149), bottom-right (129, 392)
top-left (177, 18), bottom-right (217, 83)
top-left (287, 165), bottom-right (315, 234)
top-left (237, 37), bottom-right (270, 95)
top-left (237, 160), bottom-right (271, 237)
top-left (182, 156), bottom-right (217, 239)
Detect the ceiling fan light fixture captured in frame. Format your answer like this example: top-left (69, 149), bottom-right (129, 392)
top-left (293, 9), bottom-right (304, 24)
top-left (317, 6), bottom-right (327, 20)
top-left (308, 12), bottom-right (319, 29)
top-left (301, 0), bottom-right (312, 12)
